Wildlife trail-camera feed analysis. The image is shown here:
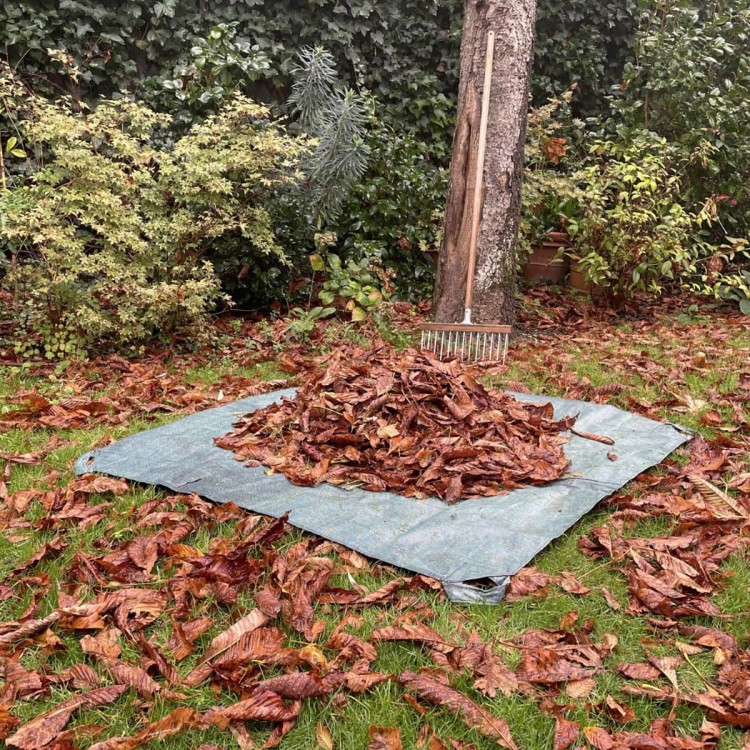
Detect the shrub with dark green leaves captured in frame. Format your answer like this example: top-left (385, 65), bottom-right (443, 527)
top-left (613, 0), bottom-right (750, 238)
top-left (1, 0), bottom-right (639, 155)
top-left (0, 70), bottom-right (307, 358)
top-left (334, 124), bottom-right (448, 301)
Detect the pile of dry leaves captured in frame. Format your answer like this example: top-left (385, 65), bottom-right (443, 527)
top-left (216, 346), bottom-right (575, 502)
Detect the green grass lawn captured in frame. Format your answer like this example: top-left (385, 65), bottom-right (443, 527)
top-left (1, 294), bottom-right (749, 749)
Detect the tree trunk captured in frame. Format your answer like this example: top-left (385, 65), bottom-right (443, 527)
top-left (433, 0), bottom-right (537, 327)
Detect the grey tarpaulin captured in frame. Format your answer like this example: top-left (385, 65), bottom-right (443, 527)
top-left (75, 389), bottom-right (689, 604)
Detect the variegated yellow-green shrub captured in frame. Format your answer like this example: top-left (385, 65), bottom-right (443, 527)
top-left (1, 72), bottom-right (308, 358)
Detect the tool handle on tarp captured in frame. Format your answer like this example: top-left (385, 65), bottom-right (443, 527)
top-left (464, 30), bottom-right (495, 316)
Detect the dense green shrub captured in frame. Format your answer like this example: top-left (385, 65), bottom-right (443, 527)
top-left (0, 70), bottom-right (307, 357)
top-left (613, 0), bottom-right (750, 238)
top-left (566, 136), bottom-right (696, 301)
top-left (240, 121), bottom-right (446, 310)
top-left (335, 124), bottom-right (447, 301)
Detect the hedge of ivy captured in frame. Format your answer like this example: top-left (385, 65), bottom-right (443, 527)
top-left (2, 0), bottom-right (637, 150)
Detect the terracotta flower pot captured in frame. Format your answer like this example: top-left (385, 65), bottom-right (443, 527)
top-left (568, 260), bottom-right (591, 292)
top-left (523, 242), bottom-right (570, 284)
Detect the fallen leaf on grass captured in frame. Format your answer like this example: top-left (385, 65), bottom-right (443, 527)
top-left (263, 716), bottom-right (298, 748)
top-left (80, 628), bottom-right (122, 660)
top-left (137, 635), bottom-right (180, 685)
top-left (602, 695), bottom-right (636, 724)
top-left (555, 572), bottom-right (591, 596)
top-left (504, 567), bottom-right (551, 602)
top-left (11, 537), bottom-right (67, 575)
top-left (617, 662), bottom-right (662, 681)
top-left (688, 475), bottom-right (748, 519)
top-left (206, 690), bottom-right (300, 728)
top-left (7, 685), bottom-right (127, 749)
top-left (518, 645), bottom-right (602, 685)
top-left (50, 663), bottom-right (101, 690)
top-left (199, 609), bottom-right (269, 664)
top-left (472, 651), bottom-right (530, 698)
top-left (256, 672), bottom-right (329, 700)
top-left (87, 707), bottom-right (203, 750)
top-left (399, 671), bottom-right (517, 750)
top-left (165, 617), bottom-right (214, 661)
top-left (317, 723), bottom-right (334, 750)
top-left (99, 657), bottom-right (160, 698)
top-left (646, 654), bottom-right (682, 692)
top-left (0, 660), bottom-right (44, 703)
top-left (372, 623), bottom-right (451, 650)
top-left (215, 627), bottom-right (289, 670)
top-left (583, 725), bottom-right (613, 750)
top-left (553, 717), bottom-right (579, 750)
top-left (600, 587), bottom-right (622, 611)
top-left (326, 629), bottom-right (377, 666)
top-left (368, 725), bottom-right (403, 750)
top-left (70, 475), bottom-right (131, 496)
top-left (566, 677), bottom-right (596, 699)
top-left (0, 707), bottom-right (20, 740)
top-left (0, 612), bottom-right (61, 648)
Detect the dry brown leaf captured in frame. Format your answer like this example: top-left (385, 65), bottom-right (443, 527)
top-left (473, 653), bottom-right (525, 698)
top-left (0, 660), bottom-right (44, 703)
top-left (582, 726), bottom-right (614, 750)
top-left (199, 609), bottom-right (269, 664)
top-left (80, 628), bottom-right (122, 660)
top-left (316, 723), bottom-right (334, 750)
top-left (688, 475), bottom-right (747, 519)
top-left (400, 671), bottom-right (517, 750)
top-left (555, 572), bottom-right (591, 596)
top-left (646, 654), bottom-right (682, 692)
top-left (566, 677), bottom-right (596, 699)
top-left (504, 567), bottom-right (551, 602)
top-left (553, 717), bottom-right (579, 750)
top-left (207, 690), bottom-right (300, 728)
top-left (7, 685), bottom-right (127, 750)
top-left (427, 737), bottom-right (449, 750)
top-left (0, 612), bottom-right (61, 647)
top-left (368, 725), bottom-right (403, 750)
top-left (100, 658), bottom-right (161, 698)
top-left (257, 672), bottom-right (329, 700)
top-left (372, 623), bottom-right (450, 649)
top-left (569, 428), bottom-right (615, 446)
top-left (88, 707), bottom-right (203, 750)
top-left (617, 662), bottom-right (662, 681)
top-left (602, 696), bottom-right (636, 724)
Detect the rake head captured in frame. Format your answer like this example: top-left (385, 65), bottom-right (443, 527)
top-left (419, 323), bottom-right (511, 363)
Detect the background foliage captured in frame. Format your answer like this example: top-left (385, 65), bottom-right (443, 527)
top-left (0, 70), bottom-right (307, 357)
top-left (0, 0), bottom-right (638, 153)
top-left (2, 0), bottom-right (749, 358)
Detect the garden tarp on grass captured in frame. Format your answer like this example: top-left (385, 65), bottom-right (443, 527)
top-left (75, 389), bottom-right (689, 604)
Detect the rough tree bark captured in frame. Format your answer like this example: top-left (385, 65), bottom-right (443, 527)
top-left (433, 0), bottom-right (537, 327)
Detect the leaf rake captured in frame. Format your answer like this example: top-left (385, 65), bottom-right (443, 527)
top-left (420, 30), bottom-right (511, 363)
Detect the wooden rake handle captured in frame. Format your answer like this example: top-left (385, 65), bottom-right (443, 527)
top-left (464, 30), bottom-right (495, 316)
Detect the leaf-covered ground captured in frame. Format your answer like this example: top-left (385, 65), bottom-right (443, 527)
top-left (0, 288), bottom-right (749, 750)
